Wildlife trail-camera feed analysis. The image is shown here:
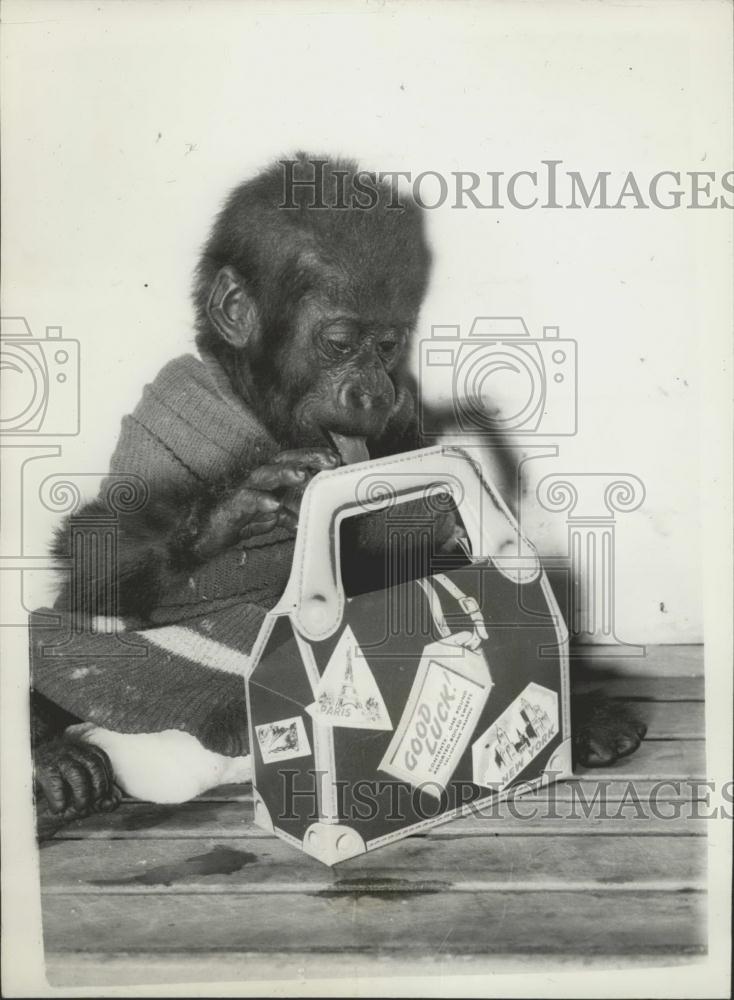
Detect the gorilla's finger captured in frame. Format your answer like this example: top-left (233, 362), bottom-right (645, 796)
top-left (77, 744), bottom-right (114, 800)
top-left (239, 512), bottom-right (280, 540)
top-left (96, 779), bottom-right (123, 813)
top-left (254, 493), bottom-right (282, 514)
top-left (245, 464), bottom-right (308, 491)
top-left (90, 742), bottom-right (116, 788)
top-left (272, 448), bottom-right (339, 471)
top-left (228, 487), bottom-right (280, 519)
top-left (37, 769), bottom-right (68, 814)
top-left (438, 524), bottom-right (467, 554)
top-left (277, 508), bottom-right (299, 532)
top-left (578, 739), bottom-right (616, 768)
top-left (615, 733), bottom-right (643, 759)
top-left (58, 758), bottom-right (93, 813)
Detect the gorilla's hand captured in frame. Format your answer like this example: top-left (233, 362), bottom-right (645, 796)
top-left (192, 448), bottom-right (339, 559)
top-left (433, 508), bottom-right (468, 553)
top-left (34, 736), bottom-right (121, 817)
top-left (572, 694), bottom-right (648, 768)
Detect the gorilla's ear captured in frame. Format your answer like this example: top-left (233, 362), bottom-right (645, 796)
top-left (207, 266), bottom-right (260, 349)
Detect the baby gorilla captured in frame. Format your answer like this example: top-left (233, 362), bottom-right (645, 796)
top-left (31, 155), bottom-right (646, 827)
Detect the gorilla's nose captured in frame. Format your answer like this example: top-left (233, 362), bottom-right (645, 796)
top-left (339, 384), bottom-right (383, 412)
top-left (356, 390), bottom-right (374, 411)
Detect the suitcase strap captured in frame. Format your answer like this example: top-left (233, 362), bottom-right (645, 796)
top-left (417, 574), bottom-right (489, 650)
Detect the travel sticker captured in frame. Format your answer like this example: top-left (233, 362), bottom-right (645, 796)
top-left (379, 638), bottom-right (492, 795)
top-left (306, 625), bottom-right (392, 731)
top-left (255, 715), bottom-right (311, 764)
top-left (472, 682), bottom-right (558, 790)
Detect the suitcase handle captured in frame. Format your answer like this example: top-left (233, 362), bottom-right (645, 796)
top-left (281, 444), bottom-right (540, 641)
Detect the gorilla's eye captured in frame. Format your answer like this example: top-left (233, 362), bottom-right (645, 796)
top-left (321, 322), bottom-right (359, 358)
top-left (378, 331), bottom-right (404, 361)
top-left (324, 334), bottom-right (355, 357)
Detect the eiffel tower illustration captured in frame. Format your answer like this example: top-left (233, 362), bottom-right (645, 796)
top-left (334, 647), bottom-right (363, 716)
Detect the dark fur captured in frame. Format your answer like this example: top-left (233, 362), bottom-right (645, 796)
top-left (51, 474), bottom-right (248, 621)
top-left (52, 156), bottom-right (431, 622)
top-left (572, 691), bottom-right (648, 767)
top-left (193, 153), bottom-right (431, 426)
top-left (33, 154), bottom-right (647, 830)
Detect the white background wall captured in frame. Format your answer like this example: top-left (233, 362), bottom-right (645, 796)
top-left (2, 0), bottom-right (732, 643)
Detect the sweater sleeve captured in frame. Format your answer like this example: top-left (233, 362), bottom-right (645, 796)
top-left (108, 413), bottom-right (204, 494)
top-left (54, 361), bottom-right (295, 623)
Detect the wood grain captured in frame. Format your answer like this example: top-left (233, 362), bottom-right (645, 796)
top-left (39, 647), bottom-right (709, 982)
top-left (571, 644), bottom-right (704, 678)
top-left (636, 700), bottom-right (703, 739)
top-left (42, 889), bottom-right (706, 956)
top-left (575, 676), bottom-right (703, 701)
top-left (44, 948), bottom-right (710, 990)
top-left (50, 794), bottom-right (713, 842)
top-left (40, 833), bottom-right (706, 893)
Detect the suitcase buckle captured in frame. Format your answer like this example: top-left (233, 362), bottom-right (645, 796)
top-left (459, 595), bottom-right (479, 616)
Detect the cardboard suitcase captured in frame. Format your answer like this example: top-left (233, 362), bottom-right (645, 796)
top-left (246, 445), bottom-right (571, 865)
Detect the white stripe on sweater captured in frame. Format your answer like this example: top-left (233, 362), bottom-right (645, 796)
top-left (135, 624), bottom-right (251, 677)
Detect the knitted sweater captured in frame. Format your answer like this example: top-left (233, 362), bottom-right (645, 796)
top-left (30, 352), bottom-right (300, 757)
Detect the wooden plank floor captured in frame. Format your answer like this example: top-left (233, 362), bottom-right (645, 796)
top-left (40, 645), bottom-right (708, 987)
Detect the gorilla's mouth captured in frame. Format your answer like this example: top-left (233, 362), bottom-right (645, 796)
top-left (327, 431), bottom-right (370, 465)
